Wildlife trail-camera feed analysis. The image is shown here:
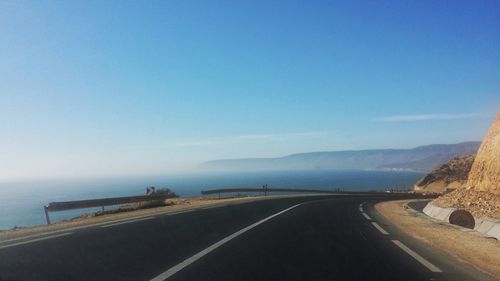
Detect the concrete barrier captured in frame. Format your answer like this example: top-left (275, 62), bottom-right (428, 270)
top-left (486, 222), bottom-right (500, 239)
top-left (475, 218), bottom-right (498, 233)
top-left (422, 202), bottom-right (500, 241)
top-left (435, 207), bottom-right (455, 221)
top-left (423, 203), bottom-right (451, 219)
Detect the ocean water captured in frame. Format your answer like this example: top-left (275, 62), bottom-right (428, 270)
top-left (0, 170), bottom-right (423, 230)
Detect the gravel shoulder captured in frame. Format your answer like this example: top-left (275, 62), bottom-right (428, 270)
top-left (376, 199), bottom-right (500, 279)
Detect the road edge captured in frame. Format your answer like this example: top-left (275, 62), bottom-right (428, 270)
top-left (374, 199), bottom-right (500, 280)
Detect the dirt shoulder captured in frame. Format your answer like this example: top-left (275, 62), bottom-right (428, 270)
top-left (0, 195), bottom-right (283, 241)
top-left (375, 200), bottom-right (500, 279)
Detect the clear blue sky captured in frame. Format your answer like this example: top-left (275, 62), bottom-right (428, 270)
top-left (1, 0), bottom-right (499, 180)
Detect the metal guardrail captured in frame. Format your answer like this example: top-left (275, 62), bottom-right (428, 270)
top-left (201, 187), bottom-right (421, 195)
top-left (201, 188), bottom-right (426, 200)
top-left (200, 188), bottom-right (376, 196)
top-left (43, 194), bottom-right (175, 225)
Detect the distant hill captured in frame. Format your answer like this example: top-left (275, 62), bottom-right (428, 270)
top-left (200, 141), bottom-right (480, 173)
top-left (414, 155), bottom-right (475, 193)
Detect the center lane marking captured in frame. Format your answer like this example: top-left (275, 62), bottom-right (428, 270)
top-left (150, 203), bottom-right (303, 281)
top-left (361, 212), bottom-right (372, 220)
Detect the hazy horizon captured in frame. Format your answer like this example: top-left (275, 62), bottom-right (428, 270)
top-left (0, 140), bottom-right (482, 182)
top-left (1, 1), bottom-right (499, 180)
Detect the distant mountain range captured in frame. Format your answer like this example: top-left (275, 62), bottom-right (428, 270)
top-left (199, 141), bottom-right (480, 173)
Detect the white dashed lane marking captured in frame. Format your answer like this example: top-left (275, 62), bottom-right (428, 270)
top-left (371, 222), bottom-right (389, 235)
top-left (392, 240), bottom-right (442, 273)
top-left (359, 201), bottom-right (443, 273)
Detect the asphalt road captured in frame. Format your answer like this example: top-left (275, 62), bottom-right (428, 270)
top-left (0, 195), bottom-right (495, 281)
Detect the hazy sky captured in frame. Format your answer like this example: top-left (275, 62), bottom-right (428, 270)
top-left (1, 0), bottom-right (499, 180)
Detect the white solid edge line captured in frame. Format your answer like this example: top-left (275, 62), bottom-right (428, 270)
top-left (171, 209), bottom-right (194, 215)
top-left (361, 212), bottom-right (371, 220)
top-left (392, 240), bottom-right (442, 273)
top-left (100, 216), bottom-right (155, 228)
top-left (0, 204), bottom-right (226, 246)
top-left (0, 208), bottom-right (200, 245)
top-left (0, 232), bottom-right (73, 250)
top-left (201, 204), bottom-right (227, 210)
top-left (150, 203), bottom-right (302, 281)
top-left (371, 222), bottom-right (389, 235)
top-left (0, 215), bottom-right (155, 244)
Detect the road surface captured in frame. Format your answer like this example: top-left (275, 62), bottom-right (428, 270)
top-left (0, 195), bottom-right (495, 281)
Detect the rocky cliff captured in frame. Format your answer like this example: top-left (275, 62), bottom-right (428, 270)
top-left (466, 112), bottom-right (500, 193)
top-left (432, 112), bottom-right (500, 219)
top-left (414, 155), bottom-right (475, 193)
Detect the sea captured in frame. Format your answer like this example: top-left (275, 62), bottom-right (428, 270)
top-left (0, 170), bottom-right (423, 231)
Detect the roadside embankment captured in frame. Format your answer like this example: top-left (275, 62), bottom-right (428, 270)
top-left (376, 199), bottom-right (500, 279)
top-left (432, 189), bottom-right (500, 220)
top-left (422, 200), bottom-right (500, 240)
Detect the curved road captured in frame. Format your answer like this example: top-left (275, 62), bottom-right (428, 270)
top-left (0, 195), bottom-right (495, 281)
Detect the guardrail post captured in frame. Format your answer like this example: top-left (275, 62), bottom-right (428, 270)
top-left (44, 206), bottom-right (51, 225)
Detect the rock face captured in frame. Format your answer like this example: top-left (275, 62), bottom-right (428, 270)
top-left (466, 112), bottom-right (500, 193)
top-left (432, 189), bottom-right (500, 219)
top-left (432, 112), bottom-right (500, 219)
top-left (414, 155), bottom-right (475, 193)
